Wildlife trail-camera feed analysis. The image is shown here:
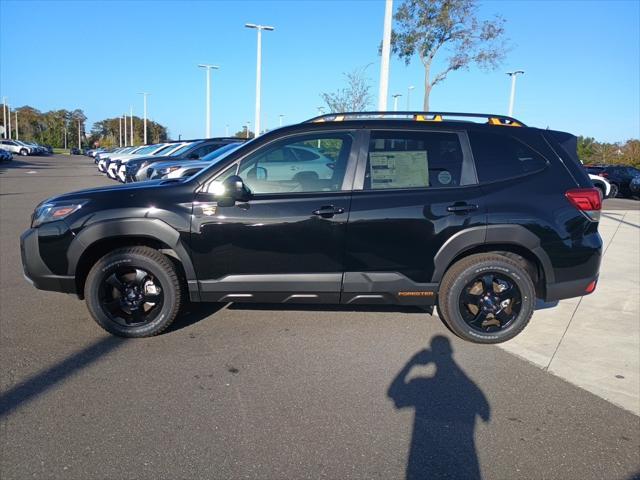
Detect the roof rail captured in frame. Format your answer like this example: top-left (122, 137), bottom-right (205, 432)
top-left (306, 111), bottom-right (525, 127)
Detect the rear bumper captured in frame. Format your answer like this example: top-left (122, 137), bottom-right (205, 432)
top-left (545, 275), bottom-right (598, 301)
top-left (20, 228), bottom-right (76, 294)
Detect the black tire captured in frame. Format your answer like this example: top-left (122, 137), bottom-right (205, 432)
top-left (84, 246), bottom-right (182, 337)
top-left (609, 183), bottom-right (619, 198)
top-left (19, 148), bottom-right (28, 156)
top-left (438, 253), bottom-right (535, 344)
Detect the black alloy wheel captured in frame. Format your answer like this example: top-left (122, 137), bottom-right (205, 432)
top-left (99, 266), bottom-right (164, 327)
top-left (458, 272), bottom-right (522, 333)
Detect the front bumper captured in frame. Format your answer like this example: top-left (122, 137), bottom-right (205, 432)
top-left (20, 228), bottom-right (76, 294)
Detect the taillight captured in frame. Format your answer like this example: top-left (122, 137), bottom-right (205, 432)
top-left (565, 188), bottom-right (601, 221)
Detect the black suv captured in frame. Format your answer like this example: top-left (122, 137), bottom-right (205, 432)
top-left (585, 164), bottom-right (640, 199)
top-left (20, 112), bottom-right (602, 343)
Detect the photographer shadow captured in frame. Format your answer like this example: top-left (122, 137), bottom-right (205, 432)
top-left (388, 336), bottom-right (490, 480)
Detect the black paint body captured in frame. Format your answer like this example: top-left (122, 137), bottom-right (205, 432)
top-left (21, 119), bottom-right (602, 307)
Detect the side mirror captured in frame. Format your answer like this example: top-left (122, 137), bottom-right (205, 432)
top-left (206, 175), bottom-right (251, 205)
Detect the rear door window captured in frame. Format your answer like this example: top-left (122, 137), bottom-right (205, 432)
top-left (469, 131), bottom-right (548, 183)
top-left (364, 131), bottom-right (465, 190)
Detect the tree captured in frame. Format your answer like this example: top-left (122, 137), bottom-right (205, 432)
top-left (320, 65), bottom-right (373, 113)
top-left (390, 0), bottom-right (508, 111)
top-left (234, 129), bottom-right (254, 139)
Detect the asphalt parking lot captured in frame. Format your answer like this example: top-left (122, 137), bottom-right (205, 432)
top-left (1, 155), bottom-right (639, 480)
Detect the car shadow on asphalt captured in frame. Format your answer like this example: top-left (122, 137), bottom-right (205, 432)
top-left (0, 336), bottom-right (125, 419)
top-left (388, 335), bottom-right (490, 480)
top-left (167, 302), bottom-right (229, 333)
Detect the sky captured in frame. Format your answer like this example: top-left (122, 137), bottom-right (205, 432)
top-left (0, 0), bottom-right (639, 142)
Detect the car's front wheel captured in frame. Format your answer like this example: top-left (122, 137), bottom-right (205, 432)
top-left (438, 253), bottom-right (535, 344)
top-left (84, 246), bottom-right (183, 337)
top-left (19, 149), bottom-right (28, 156)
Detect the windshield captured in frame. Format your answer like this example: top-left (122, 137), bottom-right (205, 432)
top-left (132, 145), bottom-right (159, 155)
top-left (170, 142), bottom-right (199, 157)
top-left (152, 144), bottom-right (176, 156)
top-left (164, 142), bottom-right (190, 155)
top-left (200, 142), bottom-right (243, 162)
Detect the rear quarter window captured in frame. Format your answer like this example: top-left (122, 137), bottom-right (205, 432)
top-left (469, 131), bottom-right (548, 183)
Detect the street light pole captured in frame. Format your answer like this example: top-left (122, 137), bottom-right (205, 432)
top-left (123, 115), bottom-right (127, 146)
top-left (506, 70), bottom-right (525, 117)
top-left (245, 23), bottom-right (274, 137)
top-left (246, 121), bottom-right (251, 139)
top-left (78, 119), bottom-right (81, 151)
top-left (15, 110), bottom-right (18, 140)
top-left (2, 98), bottom-right (6, 139)
top-left (198, 64), bottom-right (219, 138)
top-left (130, 106), bottom-right (134, 146)
top-left (138, 92), bottom-right (150, 144)
top-left (279, 114), bottom-right (284, 127)
top-left (7, 104), bottom-right (11, 140)
top-left (377, 0), bottom-right (393, 110)
top-left (119, 116), bottom-right (123, 147)
top-left (407, 85), bottom-right (414, 110)
top-left (392, 94), bottom-right (402, 112)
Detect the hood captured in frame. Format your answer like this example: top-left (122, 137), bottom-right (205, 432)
top-left (38, 178), bottom-right (189, 205)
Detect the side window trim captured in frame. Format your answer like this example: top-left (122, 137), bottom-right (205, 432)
top-left (352, 128), bottom-right (475, 191)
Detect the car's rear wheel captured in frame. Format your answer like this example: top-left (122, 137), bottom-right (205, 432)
top-left (19, 149), bottom-right (28, 156)
top-left (438, 253), bottom-right (535, 344)
top-left (609, 183), bottom-right (619, 198)
top-left (84, 246), bottom-right (182, 337)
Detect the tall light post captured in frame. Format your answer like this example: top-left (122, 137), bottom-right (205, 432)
top-left (130, 106), bottom-right (134, 146)
top-left (77, 119), bottom-right (82, 151)
top-left (225, 124), bottom-right (229, 136)
top-left (119, 116), bottom-right (123, 147)
top-left (377, 0), bottom-right (393, 110)
top-left (279, 114), bottom-right (284, 127)
top-left (245, 121), bottom-right (251, 139)
top-left (245, 23), bottom-right (274, 137)
top-left (198, 64), bottom-right (219, 138)
top-left (2, 97), bottom-right (6, 139)
top-left (407, 85), bottom-right (415, 110)
top-left (392, 93), bottom-right (402, 112)
top-left (138, 92), bottom-right (150, 144)
top-left (506, 70), bottom-right (525, 117)
top-left (123, 114), bottom-right (127, 146)
top-left (7, 104), bottom-right (11, 140)
top-left (15, 110), bottom-right (18, 140)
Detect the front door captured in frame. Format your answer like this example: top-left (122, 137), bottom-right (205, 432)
top-left (190, 130), bottom-right (359, 303)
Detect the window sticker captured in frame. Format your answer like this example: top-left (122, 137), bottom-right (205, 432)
top-left (369, 150), bottom-right (429, 189)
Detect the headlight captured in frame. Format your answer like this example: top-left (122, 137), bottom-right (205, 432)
top-left (32, 201), bottom-right (87, 227)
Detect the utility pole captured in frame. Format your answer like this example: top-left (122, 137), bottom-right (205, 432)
top-left (138, 92), bottom-right (150, 144)
top-left (407, 85), bottom-right (414, 110)
top-left (64, 123), bottom-right (67, 150)
top-left (198, 64), bottom-right (219, 138)
top-left (245, 23), bottom-right (274, 137)
top-left (377, 0), bottom-right (393, 110)
top-left (130, 106), bottom-right (133, 146)
top-left (506, 70), bottom-right (525, 117)
top-left (78, 119), bottom-right (82, 151)
top-left (246, 121), bottom-right (251, 139)
top-left (119, 116), bottom-right (123, 147)
top-left (15, 110), bottom-right (18, 139)
top-left (123, 115), bottom-right (127, 146)
top-left (279, 114), bottom-right (284, 127)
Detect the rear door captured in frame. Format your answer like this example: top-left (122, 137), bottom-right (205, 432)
top-left (190, 130), bottom-right (361, 303)
top-left (342, 128), bottom-right (485, 305)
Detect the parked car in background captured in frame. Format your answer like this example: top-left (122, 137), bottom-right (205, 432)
top-left (116, 142), bottom-right (192, 182)
top-left (104, 143), bottom-right (173, 178)
top-left (70, 148), bottom-right (81, 155)
top-left (0, 139), bottom-right (33, 156)
top-left (585, 164), bottom-right (640, 198)
top-left (147, 142), bottom-right (243, 180)
top-left (132, 138), bottom-right (241, 182)
top-left (97, 146), bottom-right (145, 172)
top-left (588, 173), bottom-right (611, 199)
top-left (630, 175), bottom-right (640, 197)
top-left (0, 148), bottom-right (13, 162)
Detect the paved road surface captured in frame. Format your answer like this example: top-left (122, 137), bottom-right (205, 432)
top-left (1, 155), bottom-right (638, 480)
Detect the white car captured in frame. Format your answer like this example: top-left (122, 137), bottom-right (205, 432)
top-left (238, 145), bottom-right (336, 182)
top-left (97, 146), bottom-right (146, 173)
top-left (114, 142), bottom-right (191, 182)
top-left (589, 173), bottom-right (611, 199)
top-left (0, 139), bottom-right (33, 156)
top-left (150, 143), bottom-right (243, 180)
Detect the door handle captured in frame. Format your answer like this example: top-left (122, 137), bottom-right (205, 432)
top-left (446, 203), bottom-right (478, 213)
top-left (312, 205), bottom-right (345, 218)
